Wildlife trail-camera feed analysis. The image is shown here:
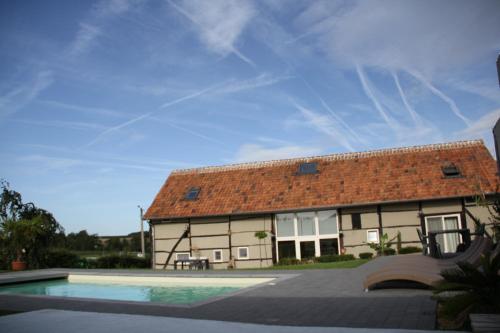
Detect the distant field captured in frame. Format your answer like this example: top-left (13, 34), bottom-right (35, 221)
top-left (71, 251), bottom-right (142, 258)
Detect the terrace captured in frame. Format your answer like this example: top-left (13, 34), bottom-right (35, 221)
top-left (0, 258), bottom-right (435, 330)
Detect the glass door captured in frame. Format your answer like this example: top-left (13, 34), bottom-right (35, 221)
top-left (425, 215), bottom-right (461, 253)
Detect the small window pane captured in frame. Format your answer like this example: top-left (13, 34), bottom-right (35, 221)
top-left (278, 241), bottom-right (296, 260)
top-left (176, 253), bottom-right (190, 260)
top-left (318, 210), bottom-right (338, 234)
top-left (367, 230), bottom-right (379, 243)
top-left (298, 162), bottom-right (317, 174)
top-left (276, 213), bottom-right (295, 237)
top-left (238, 247), bottom-right (248, 259)
top-left (320, 238), bottom-right (338, 255)
top-left (297, 212), bottom-right (315, 236)
top-left (351, 213), bottom-right (362, 230)
top-left (185, 187), bottom-right (200, 200)
top-left (214, 250), bottom-right (222, 261)
top-left (300, 241), bottom-right (315, 258)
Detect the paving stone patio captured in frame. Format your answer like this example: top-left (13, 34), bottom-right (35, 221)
top-left (0, 258), bottom-right (437, 330)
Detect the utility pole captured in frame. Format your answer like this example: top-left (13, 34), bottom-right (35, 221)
top-left (138, 205), bottom-right (145, 257)
top-left (497, 54), bottom-right (500, 87)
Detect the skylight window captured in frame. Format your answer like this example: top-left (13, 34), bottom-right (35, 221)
top-left (298, 162), bottom-right (318, 175)
top-left (442, 164), bottom-right (461, 178)
top-left (185, 187), bottom-right (200, 200)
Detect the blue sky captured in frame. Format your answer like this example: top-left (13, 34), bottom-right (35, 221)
top-left (1, 0), bottom-right (499, 235)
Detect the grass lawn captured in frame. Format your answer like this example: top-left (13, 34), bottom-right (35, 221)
top-left (251, 259), bottom-right (370, 270)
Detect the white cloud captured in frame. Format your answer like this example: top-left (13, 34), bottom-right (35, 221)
top-left (169, 0), bottom-right (256, 66)
top-left (233, 143), bottom-right (322, 163)
top-left (458, 108), bottom-right (500, 139)
top-left (310, 0), bottom-right (500, 77)
top-left (0, 70), bottom-right (53, 118)
top-left (68, 0), bottom-right (143, 57)
top-left (68, 23), bottom-right (102, 56)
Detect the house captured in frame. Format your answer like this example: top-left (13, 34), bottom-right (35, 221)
top-left (144, 140), bottom-right (498, 269)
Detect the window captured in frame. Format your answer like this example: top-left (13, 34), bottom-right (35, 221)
top-left (351, 213), bottom-right (362, 229)
top-left (367, 230), bottom-right (379, 243)
top-left (297, 212), bottom-right (315, 236)
top-left (300, 241), bottom-right (315, 258)
top-left (298, 162), bottom-right (318, 175)
top-left (442, 164), bottom-right (461, 178)
top-left (185, 187), bottom-right (200, 200)
top-left (238, 247), bottom-right (249, 260)
top-left (276, 213), bottom-right (295, 237)
top-left (176, 252), bottom-right (190, 261)
top-left (278, 241), bottom-right (296, 260)
top-left (320, 238), bottom-right (338, 255)
top-left (213, 249), bottom-right (223, 262)
top-left (318, 210), bottom-right (338, 234)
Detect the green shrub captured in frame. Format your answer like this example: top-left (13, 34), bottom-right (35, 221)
top-left (382, 248), bottom-right (396, 256)
top-left (398, 246), bottom-right (422, 254)
top-left (276, 257), bottom-right (301, 266)
top-left (315, 254), bottom-right (355, 263)
top-left (45, 250), bottom-right (83, 268)
top-left (359, 252), bottom-right (373, 259)
top-left (95, 254), bottom-right (150, 269)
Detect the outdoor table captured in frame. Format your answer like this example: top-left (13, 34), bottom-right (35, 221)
top-left (428, 228), bottom-right (471, 258)
top-left (174, 258), bottom-right (209, 270)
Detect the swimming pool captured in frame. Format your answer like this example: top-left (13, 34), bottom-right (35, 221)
top-left (0, 275), bottom-right (274, 305)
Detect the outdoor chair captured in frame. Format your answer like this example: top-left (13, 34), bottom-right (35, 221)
top-left (363, 235), bottom-right (492, 291)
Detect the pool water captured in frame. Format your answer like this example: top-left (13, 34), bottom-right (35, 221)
top-left (0, 279), bottom-right (241, 304)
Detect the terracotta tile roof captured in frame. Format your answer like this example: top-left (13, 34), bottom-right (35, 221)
top-left (144, 140), bottom-right (498, 220)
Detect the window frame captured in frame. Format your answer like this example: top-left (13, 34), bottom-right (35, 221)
top-left (366, 229), bottom-right (379, 244)
top-left (213, 249), bottom-right (223, 262)
top-left (237, 247), bottom-right (249, 260)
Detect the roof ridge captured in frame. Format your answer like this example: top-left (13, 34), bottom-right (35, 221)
top-left (172, 139), bottom-right (484, 175)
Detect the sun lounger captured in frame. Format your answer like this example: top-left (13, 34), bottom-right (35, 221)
top-left (363, 235), bottom-right (492, 290)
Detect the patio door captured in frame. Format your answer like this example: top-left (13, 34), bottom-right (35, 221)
top-left (425, 214), bottom-right (461, 253)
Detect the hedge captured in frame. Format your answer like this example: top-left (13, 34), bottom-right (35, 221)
top-left (398, 246), bottom-right (422, 254)
top-left (43, 250), bottom-right (150, 269)
top-left (45, 250), bottom-right (86, 268)
top-left (382, 248), bottom-right (396, 256)
top-left (95, 254), bottom-right (150, 269)
top-left (276, 257), bottom-right (301, 266)
top-left (315, 254), bottom-right (355, 263)
top-left (359, 252), bottom-right (373, 259)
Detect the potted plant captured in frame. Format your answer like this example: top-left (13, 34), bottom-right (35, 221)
top-left (2, 217), bottom-right (43, 271)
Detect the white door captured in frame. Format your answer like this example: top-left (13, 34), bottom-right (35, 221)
top-left (425, 214), bottom-right (461, 253)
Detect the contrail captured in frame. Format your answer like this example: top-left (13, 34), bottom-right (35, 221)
top-left (392, 70), bottom-right (421, 125)
top-left (356, 64), bottom-right (397, 130)
top-left (298, 76), bottom-right (363, 144)
top-left (168, 0), bottom-right (256, 68)
top-left (408, 70), bottom-right (470, 127)
top-left (84, 84), bottom-right (221, 148)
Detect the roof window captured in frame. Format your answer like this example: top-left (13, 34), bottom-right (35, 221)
top-left (298, 162), bottom-right (318, 175)
top-left (442, 164), bottom-right (461, 178)
top-left (185, 187), bottom-right (200, 200)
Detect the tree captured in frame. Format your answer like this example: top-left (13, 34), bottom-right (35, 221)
top-left (368, 232), bottom-right (398, 256)
top-left (0, 179), bottom-right (64, 268)
top-left (255, 231), bottom-right (267, 268)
